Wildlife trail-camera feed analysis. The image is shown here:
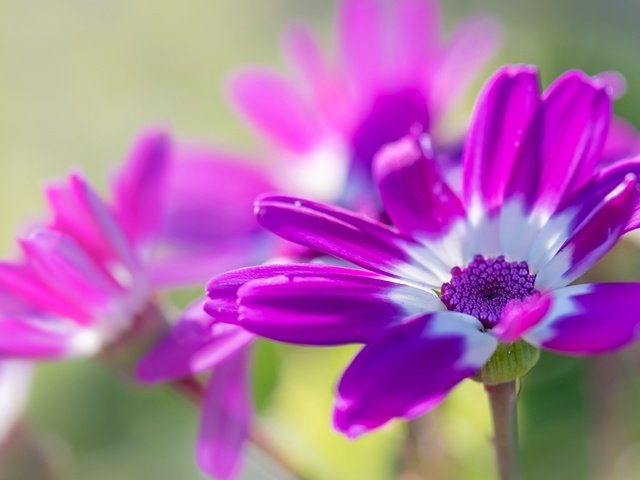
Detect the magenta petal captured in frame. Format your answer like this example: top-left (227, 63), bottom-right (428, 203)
top-left (255, 195), bottom-right (441, 285)
top-left (0, 262), bottom-right (91, 323)
top-left (493, 294), bottom-right (552, 343)
top-left (374, 132), bottom-right (464, 239)
top-left (430, 15), bottom-right (503, 118)
top-left (197, 346), bottom-right (252, 480)
top-left (340, 0), bottom-right (382, 95)
top-left (524, 283), bottom-right (640, 354)
top-left (112, 128), bottom-right (170, 245)
top-left (137, 299), bottom-right (253, 383)
top-left (389, 0), bottom-right (439, 82)
top-left (536, 71), bottom-right (611, 212)
top-left (46, 174), bottom-right (140, 273)
top-left (20, 230), bottom-right (120, 313)
top-left (229, 68), bottom-right (323, 153)
top-left (536, 174), bottom-right (637, 289)
top-left (205, 264), bottom-right (352, 322)
top-left (236, 265), bottom-right (442, 345)
top-left (0, 317), bottom-right (77, 359)
top-left (334, 312), bottom-right (497, 437)
top-left (462, 66), bottom-right (540, 213)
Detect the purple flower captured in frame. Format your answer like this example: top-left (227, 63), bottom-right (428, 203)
top-left (230, 0), bottom-right (501, 205)
top-left (0, 128), bottom-right (272, 361)
top-left (0, 128), bottom-right (273, 478)
top-left (206, 66), bottom-right (640, 438)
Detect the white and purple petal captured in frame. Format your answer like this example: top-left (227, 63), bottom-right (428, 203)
top-left (255, 194), bottom-right (444, 286)
top-left (236, 265), bottom-right (440, 345)
top-left (334, 312), bottom-right (497, 437)
top-left (524, 283), bottom-right (640, 354)
top-left (535, 174), bottom-right (636, 289)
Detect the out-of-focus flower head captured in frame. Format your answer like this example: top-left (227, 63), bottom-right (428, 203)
top-left (0, 129), bottom-right (275, 474)
top-left (230, 0), bottom-right (502, 208)
top-left (205, 66), bottom-right (640, 438)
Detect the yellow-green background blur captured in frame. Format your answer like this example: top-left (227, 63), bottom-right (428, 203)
top-left (1, 1), bottom-right (640, 479)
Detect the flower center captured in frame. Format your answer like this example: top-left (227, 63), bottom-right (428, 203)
top-left (440, 255), bottom-right (537, 329)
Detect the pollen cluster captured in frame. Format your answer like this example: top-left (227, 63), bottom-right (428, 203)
top-left (440, 255), bottom-right (537, 329)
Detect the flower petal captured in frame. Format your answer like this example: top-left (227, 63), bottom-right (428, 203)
top-left (389, 0), bottom-right (439, 84)
top-left (373, 132), bottom-right (465, 241)
top-left (197, 346), bottom-right (252, 480)
top-left (255, 194), bottom-right (443, 286)
top-left (112, 128), bottom-right (170, 245)
top-left (535, 71), bottom-right (611, 215)
top-left (535, 174), bottom-right (637, 289)
top-left (137, 298), bottom-right (253, 383)
top-left (235, 265), bottom-right (441, 345)
top-left (492, 294), bottom-right (552, 343)
top-left (339, 0), bottom-right (382, 96)
top-left (524, 283), bottom-right (640, 354)
top-left (229, 68), bottom-right (323, 153)
top-left (462, 65), bottom-right (540, 215)
top-left (46, 173), bottom-right (140, 274)
top-left (334, 312), bottom-right (497, 437)
top-left (430, 14), bottom-right (503, 118)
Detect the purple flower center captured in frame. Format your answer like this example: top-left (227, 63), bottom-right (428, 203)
top-left (440, 255), bottom-right (537, 329)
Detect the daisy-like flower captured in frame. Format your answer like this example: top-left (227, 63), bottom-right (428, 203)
top-left (205, 66), bottom-right (640, 438)
top-left (0, 130), bottom-right (273, 477)
top-left (230, 0), bottom-right (501, 205)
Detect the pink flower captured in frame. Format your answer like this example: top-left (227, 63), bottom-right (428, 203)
top-left (230, 0), bottom-right (502, 206)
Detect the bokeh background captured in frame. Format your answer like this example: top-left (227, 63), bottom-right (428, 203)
top-left (1, 0), bottom-right (640, 479)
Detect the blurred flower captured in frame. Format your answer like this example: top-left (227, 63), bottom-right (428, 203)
top-left (229, 0), bottom-right (501, 208)
top-left (205, 66), bottom-right (640, 438)
top-left (0, 129), bottom-right (274, 477)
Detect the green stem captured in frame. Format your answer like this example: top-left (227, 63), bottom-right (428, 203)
top-left (485, 381), bottom-right (519, 480)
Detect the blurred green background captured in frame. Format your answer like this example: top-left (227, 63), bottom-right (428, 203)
top-left (1, 0), bottom-right (640, 479)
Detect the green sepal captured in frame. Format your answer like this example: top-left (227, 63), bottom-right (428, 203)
top-left (473, 340), bottom-right (540, 385)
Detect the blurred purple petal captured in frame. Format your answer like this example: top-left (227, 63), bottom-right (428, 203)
top-left (197, 346), bottom-right (252, 480)
top-left (137, 298), bottom-right (253, 383)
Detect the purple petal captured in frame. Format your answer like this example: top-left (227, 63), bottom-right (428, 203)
top-left (0, 262), bottom-right (91, 323)
top-left (206, 263), bottom-right (347, 322)
top-left (462, 65), bottom-right (540, 214)
top-left (281, 24), bottom-right (328, 92)
top-left (536, 71), bottom-right (611, 214)
top-left (602, 118), bottom-right (640, 165)
top-left (373, 132), bottom-right (465, 240)
top-left (46, 173), bottom-right (140, 274)
top-left (197, 346), bottom-right (252, 480)
top-left (492, 294), bottom-right (552, 343)
top-left (429, 15), bottom-right (503, 119)
top-left (112, 128), bottom-right (170, 246)
top-left (255, 195), bottom-right (443, 286)
top-left (389, 0), bottom-right (439, 83)
top-left (235, 265), bottom-right (442, 345)
top-left (339, 0), bottom-right (382, 96)
top-left (20, 230), bottom-right (121, 318)
top-left (535, 174), bottom-right (637, 289)
top-left (137, 298), bottom-right (253, 383)
top-left (334, 312), bottom-right (497, 437)
top-left (229, 68), bottom-right (323, 153)
top-left (0, 316), bottom-right (99, 359)
top-left (524, 283), bottom-right (640, 354)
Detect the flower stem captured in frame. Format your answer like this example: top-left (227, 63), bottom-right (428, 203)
top-left (485, 381), bottom-right (519, 480)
